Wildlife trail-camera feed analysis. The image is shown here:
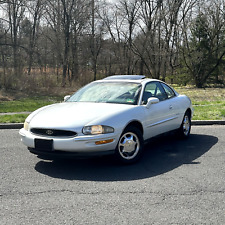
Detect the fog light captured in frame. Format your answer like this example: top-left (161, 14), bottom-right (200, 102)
top-left (95, 139), bottom-right (114, 145)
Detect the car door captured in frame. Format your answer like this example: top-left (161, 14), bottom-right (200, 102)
top-left (160, 82), bottom-right (181, 128)
top-left (142, 81), bottom-right (177, 140)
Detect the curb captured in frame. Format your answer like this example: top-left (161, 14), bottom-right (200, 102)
top-left (191, 120), bottom-right (225, 125)
top-left (0, 121), bottom-right (225, 129)
top-left (0, 123), bottom-right (23, 129)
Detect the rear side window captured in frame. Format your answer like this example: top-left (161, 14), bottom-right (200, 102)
top-left (161, 83), bottom-right (176, 99)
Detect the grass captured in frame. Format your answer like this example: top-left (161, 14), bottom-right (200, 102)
top-left (174, 86), bottom-right (225, 121)
top-left (0, 96), bottom-right (62, 113)
top-left (0, 87), bottom-right (225, 123)
top-left (0, 114), bottom-right (28, 123)
top-left (0, 96), bottom-right (63, 123)
top-left (193, 103), bottom-right (225, 120)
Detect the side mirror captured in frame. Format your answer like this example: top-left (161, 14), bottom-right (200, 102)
top-left (64, 95), bottom-right (71, 102)
top-left (146, 97), bottom-right (159, 109)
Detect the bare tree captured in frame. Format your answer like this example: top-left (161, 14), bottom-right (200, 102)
top-left (100, 1), bottom-right (127, 74)
top-left (70, 0), bottom-right (89, 81)
top-left (44, 0), bottom-right (91, 85)
top-left (1, 0), bottom-right (224, 91)
top-left (7, 0), bottom-right (26, 77)
top-left (60, 0), bottom-right (75, 86)
top-left (100, 0), bottom-right (140, 75)
top-left (44, 0), bottom-right (64, 80)
top-left (26, 0), bottom-right (44, 76)
top-left (119, 0), bottom-right (141, 74)
top-left (130, 0), bottom-right (185, 80)
top-left (89, 0), bottom-right (105, 81)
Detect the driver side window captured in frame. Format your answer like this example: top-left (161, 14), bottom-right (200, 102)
top-left (142, 82), bottom-right (167, 104)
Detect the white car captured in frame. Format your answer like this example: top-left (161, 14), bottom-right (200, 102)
top-left (19, 75), bottom-right (193, 163)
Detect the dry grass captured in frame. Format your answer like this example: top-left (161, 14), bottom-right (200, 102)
top-left (174, 86), bottom-right (225, 102)
top-left (173, 86), bottom-right (225, 120)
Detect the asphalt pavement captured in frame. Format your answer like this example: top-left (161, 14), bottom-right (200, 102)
top-left (1, 126), bottom-right (225, 224)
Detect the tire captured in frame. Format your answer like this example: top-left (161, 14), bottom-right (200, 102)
top-left (178, 111), bottom-right (191, 138)
top-left (115, 126), bottom-right (144, 164)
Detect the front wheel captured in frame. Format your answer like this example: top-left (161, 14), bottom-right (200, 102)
top-left (178, 111), bottom-right (191, 138)
top-left (115, 126), bottom-right (144, 164)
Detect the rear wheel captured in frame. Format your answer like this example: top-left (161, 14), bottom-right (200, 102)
top-left (115, 126), bottom-right (144, 164)
top-left (178, 111), bottom-right (191, 138)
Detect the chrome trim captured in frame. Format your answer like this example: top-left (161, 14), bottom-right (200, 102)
top-left (30, 128), bottom-right (77, 138)
top-left (147, 116), bottom-right (178, 128)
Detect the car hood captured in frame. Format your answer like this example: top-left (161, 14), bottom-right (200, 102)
top-left (27, 102), bottom-right (136, 130)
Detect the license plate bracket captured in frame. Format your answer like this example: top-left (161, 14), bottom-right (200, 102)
top-left (35, 139), bottom-right (53, 152)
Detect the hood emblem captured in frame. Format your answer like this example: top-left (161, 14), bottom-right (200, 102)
top-left (46, 130), bottom-right (54, 136)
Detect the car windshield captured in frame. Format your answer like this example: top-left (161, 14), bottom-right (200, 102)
top-left (67, 82), bottom-right (142, 105)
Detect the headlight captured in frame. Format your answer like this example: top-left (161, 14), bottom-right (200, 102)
top-left (24, 121), bottom-right (30, 131)
top-left (82, 125), bottom-right (114, 135)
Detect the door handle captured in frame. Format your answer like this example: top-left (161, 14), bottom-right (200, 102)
top-left (169, 105), bottom-right (173, 110)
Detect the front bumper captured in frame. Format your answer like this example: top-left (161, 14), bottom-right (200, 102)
top-left (19, 128), bottom-right (118, 158)
top-left (28, 147), bottom-right (115, 160)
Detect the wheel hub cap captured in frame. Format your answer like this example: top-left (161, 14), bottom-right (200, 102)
top-left (123, 138), bottom-right (136, 153)
top-left (118, 132), bottom-right (140, 160)
top-left (183, 116), bottom-right (190, 135)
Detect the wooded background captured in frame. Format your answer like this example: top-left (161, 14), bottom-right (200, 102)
top-left (0, 0), bottom-right (224, 92)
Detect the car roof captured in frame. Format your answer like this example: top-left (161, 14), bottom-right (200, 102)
top-left (99, 75), bottom-right (159, 85)
top-left (103, 75), bottom-right (146, 80)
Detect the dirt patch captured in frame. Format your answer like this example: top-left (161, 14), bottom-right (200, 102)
top-left (0, 91), bottom-right (13, 101)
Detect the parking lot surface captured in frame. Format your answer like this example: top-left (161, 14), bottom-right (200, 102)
top-left (1, 126), bottom-right (225, 224)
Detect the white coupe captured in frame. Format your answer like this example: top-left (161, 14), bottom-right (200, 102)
top-left (19, 75), bottom-right (193, 163)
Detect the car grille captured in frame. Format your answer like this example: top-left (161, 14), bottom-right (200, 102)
top-left (31, 128), bottom-right (77, 137)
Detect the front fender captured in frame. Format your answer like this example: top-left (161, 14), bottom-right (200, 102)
top-left (86, 106), bottom-right (145, 135)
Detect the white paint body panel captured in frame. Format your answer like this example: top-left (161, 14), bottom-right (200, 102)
top-left (19, 78), bottom-right (193, 155)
